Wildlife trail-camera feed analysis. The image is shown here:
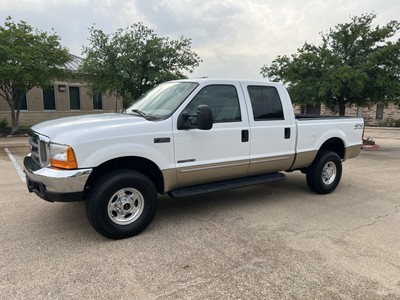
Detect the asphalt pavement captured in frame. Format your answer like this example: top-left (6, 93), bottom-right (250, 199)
top-left (0, 127), bottom-right (399, 299)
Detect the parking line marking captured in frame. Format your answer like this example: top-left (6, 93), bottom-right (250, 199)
top-left (4, 148), bottom-right (26, 183)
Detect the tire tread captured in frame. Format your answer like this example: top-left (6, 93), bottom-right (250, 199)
top-left (306, 150), bottom-right (342, 194)
top-left (86, 169), bottom-right (157, 239)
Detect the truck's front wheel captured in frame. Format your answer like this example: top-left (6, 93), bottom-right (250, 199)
top-left (86, 170), bottom-right (157, 239)
top-left (306, 150), bottom-right (342, 194)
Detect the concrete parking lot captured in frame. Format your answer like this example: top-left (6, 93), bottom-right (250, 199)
top-left (1, 127), bottom-right (399, 299)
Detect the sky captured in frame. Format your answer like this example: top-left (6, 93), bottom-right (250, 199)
top-left (1, 0), bottom-right (399, 80)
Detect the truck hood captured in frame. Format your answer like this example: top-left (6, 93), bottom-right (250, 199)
top-left (31, 113), bottom-right (147, 144)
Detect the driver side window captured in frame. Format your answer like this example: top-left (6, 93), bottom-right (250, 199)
top-left (186, 85), bottom-right (241, 123)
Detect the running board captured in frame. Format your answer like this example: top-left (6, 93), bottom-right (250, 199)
top-left (169, 172), bottom-right (287, 198)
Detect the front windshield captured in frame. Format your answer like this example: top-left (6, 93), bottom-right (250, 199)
top-left (126, 82), bottom-right (198, 119)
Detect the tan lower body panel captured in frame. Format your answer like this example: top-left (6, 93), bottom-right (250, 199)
top-left (344, 144), bottom-right (362, 160)
top-left (290, 144), bottom-right (362, 170)
top-left (248, 154), bottom-right (295, 176)
top-left (175, 160), bottom-right (249, 187)
top-left (290, 150), bottom-right (318, 170)
top-left (172, 155), bottom-right (294, 190)
top-left (162, 146), bottom-right (361, 193)
top-left (162, 168), bottom-right (179, 193)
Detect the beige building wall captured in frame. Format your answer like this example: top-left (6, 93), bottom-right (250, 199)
top-left (294, 102), bottom-right (400, 126)
top-left (0, 80), bottom-right (122, 127)
top-left (343, 103), bottom-right (400, 126)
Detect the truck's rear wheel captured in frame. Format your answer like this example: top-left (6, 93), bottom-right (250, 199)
top-left (86, 170), bottom-right (157, 239)
top-left (306, 150), bottom-right (342, 194)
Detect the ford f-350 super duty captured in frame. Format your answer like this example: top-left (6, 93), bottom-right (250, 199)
top-left (24, 79), bottom-right (364, 239)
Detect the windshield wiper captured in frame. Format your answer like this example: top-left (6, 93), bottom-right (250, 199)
top-left (131, 109), bottom-right (147, 118)
top-left (130, 109), bottom-right (160, 121)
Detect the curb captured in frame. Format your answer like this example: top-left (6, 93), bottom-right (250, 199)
top-left (0, 137), bottom-right (29, 149)
top-left (362, 144), bottom-right (380, 150)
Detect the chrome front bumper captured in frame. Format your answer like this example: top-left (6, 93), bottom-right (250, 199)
top-left (24, 154), bottom-right (92, 202)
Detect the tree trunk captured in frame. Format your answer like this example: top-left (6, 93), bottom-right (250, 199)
top-left (9, 91), bottom-right (23, 135)
top-left (338, 97), bottom-right (346, 116)
top-left (10, 109), bottom-right (19, 135)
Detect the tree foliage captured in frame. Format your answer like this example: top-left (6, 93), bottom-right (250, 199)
top-left (0, 17), bottom-right (72, 134)
top-left (81, 23), bottom-right (202, 108)
top-left (261, 13), bottom-right (400, 115)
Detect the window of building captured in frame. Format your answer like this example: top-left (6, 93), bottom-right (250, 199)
top-left (69, 87), bottom-right (80, 110)
top-left (247, 86), bottom-right (284, 120)
top-left (301, 104), bottom-right (320, 115)
top-left (14, 94), bottom-right (28, 110)
top-left (43, 86), bottom-right (55, 110)
top-left (376, 104), bottom-right (384, 120)
top-left (93, 92), bottom-right (103, 110)
top-left (185, 85), bottom-right (241, 123)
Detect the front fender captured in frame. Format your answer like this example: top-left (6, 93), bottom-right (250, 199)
top-left (74, 141), bottom-right (175, 171)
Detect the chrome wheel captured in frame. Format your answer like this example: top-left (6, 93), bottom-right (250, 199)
top-left (107, 188), bottom-right (144, 225)
top-left (322, 161), bottom-right (337, 185)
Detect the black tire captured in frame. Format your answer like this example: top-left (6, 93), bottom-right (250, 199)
top-left (86, 170), bottom-right (157, 239)
top-left (306, 150), bottom-right (342, 194)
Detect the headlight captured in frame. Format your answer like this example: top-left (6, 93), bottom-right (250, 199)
top-left (49, 143), bottom-right (78, 169)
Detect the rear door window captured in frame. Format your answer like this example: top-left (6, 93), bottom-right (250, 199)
top-left (247, 86), bottom-right (284, 121)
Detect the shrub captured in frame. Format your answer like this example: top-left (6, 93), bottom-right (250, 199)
top-left (378, 118), bottom-right (395, 127)
top-left (0, 118), bottom-right (8, 128)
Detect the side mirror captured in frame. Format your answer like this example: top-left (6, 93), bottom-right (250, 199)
top-left (196, 105), bottom-right (213, 130)
top-left (177, 105), bottom-right (213, 130)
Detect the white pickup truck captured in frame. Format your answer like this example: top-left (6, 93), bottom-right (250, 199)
top-left (24, 79), bottom-right (363, 239)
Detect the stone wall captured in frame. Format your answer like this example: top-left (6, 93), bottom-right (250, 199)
top-left (0, 80), bottom-right (122, 127)
top-left (294, 102), bottom-right (400, 126)
top-left (343, 103), bottom-right (400, 126)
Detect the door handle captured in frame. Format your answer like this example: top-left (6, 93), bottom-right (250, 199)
top-left (284, 128), bottom-right (291, 139)
top-left (241, 130), bottom-right (249, 142)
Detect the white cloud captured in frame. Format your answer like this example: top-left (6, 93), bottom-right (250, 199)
top-left (1, 0), bottom-right (399, 79)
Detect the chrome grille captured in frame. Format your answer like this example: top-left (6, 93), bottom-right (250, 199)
top-left (29, 131), bottom-right (40, 165)
top-left (39, 140), bottom-right (47, 162)
top-left (29, 131), bottom-right (48, 167)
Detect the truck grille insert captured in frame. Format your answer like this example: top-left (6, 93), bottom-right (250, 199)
top-left (29, 131), bottom-right (47, 167)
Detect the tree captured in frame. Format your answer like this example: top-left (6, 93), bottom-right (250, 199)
top-left (0, 17), bottom-right (72, 134)
top-left (81, 23), bottom-right (202, 108)
top-left (261, 13), bottom-right (400, 115)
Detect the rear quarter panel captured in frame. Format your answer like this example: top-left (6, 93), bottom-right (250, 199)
top-left (293, 117), bottom-right (363, 168)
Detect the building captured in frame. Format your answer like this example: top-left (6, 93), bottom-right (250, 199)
top-left (294, 102), bottom-right (400, 126)
top-left (344, 103), bottom-right (400, 126)
top-left (0, 55), bottom-right (122, 128)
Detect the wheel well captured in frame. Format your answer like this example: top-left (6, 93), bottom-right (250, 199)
top-left (319, 138), bottom-right (345, 159)
top-left (85, 157), bottom-right (164, 196)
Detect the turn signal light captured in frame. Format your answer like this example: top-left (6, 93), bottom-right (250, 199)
top-left (49, 144), bottom-right (78, 169)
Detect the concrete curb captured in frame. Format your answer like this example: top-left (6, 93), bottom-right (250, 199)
top-left (365, 126), bottom-right (400, 131)
top-left (0, 137), bottom-right (29, 148)
top-left (362, 144), bottom-right (380, 150)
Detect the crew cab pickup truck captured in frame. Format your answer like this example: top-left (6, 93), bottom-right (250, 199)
top-left (24, 79), bottom-right (364, 239)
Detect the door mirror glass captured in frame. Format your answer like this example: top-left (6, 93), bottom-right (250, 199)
top-left (178, 105), bottom-right (213, 130)
top-left (196, 105), bottom-right (213, 130)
